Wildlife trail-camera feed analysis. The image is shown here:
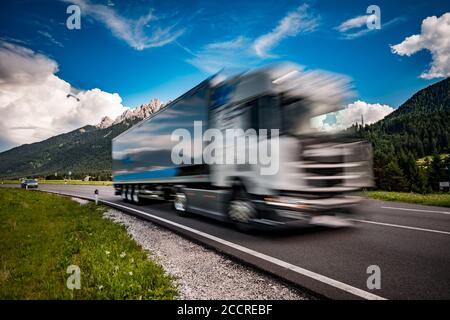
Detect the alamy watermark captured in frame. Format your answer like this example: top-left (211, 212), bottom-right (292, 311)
top-left (66, 265), bottom-right (81, 290)
top-left (366, 265), bottom-right (381, 290)
top-left (66, 5), bottom-right (81, 30)
top-left (171, 121), bottom-right (280, 175)
top-left (366, 5), bottom-right (381, 30)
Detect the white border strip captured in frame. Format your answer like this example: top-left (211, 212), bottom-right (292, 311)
top-left (353, 219), bottom-right (450, 236)
top-left (381, 206), bottom-right (450, 215)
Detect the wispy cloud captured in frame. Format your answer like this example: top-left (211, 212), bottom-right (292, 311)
top-left (253, 4), bottom-right (319, 58)
top-left (62, 0), bottom-right (185, 50)
top-left (185, 36), bottom-right (254, 74)
top-left (38, 31), bottom-right (64, 47)
top-left (336, 15), bottom-right (373, 33)
top-left (186, 4), bottom-right (319, 73)
top-left (206, 36), bottom-right (247, 50)
top-left (337, 13), bottom-right (404, 40)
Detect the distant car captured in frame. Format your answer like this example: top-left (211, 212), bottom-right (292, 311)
top-left (21, 179), bottom-right (38, 189)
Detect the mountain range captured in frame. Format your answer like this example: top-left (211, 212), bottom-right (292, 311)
top-left (355, 76), bottom-right (450, 191)
top-left (0, 99), bottom-right (163, 180)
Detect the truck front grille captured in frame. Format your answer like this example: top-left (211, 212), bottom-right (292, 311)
top-left (301, 142), bottom-right (357, 190)
top-left (308, 179), bottom-right (343, 188)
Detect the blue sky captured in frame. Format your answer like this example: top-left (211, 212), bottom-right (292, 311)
top-left (1, 0), bottom-right (448, 108)
top-left (0, 0), bottom-right (450, 151)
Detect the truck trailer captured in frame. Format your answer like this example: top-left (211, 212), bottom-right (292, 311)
top-left (112, 63), bottom-right (373, 229)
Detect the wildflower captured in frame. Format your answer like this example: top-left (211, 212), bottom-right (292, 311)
top-left (98, 285), bottom-right (104, 290)
top-left (129, 271), bottom-right (133, 276)
top-left (105, 251), bottom-right (110, 256)
top-left (120, 252), bottom-right (126, 258)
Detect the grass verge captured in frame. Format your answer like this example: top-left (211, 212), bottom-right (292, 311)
top-left (366, 191), bottom-right (450, 208)
top-left (0, 188), bottom-right (176, 299)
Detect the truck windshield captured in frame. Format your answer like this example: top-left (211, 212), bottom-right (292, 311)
top-left (280, 96), bottom-right (313, 135)
top-left (242, 95), bottom-right (323, 136)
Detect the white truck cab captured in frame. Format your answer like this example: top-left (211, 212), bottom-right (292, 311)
top-left (113, 63), bottom-right (373, 229)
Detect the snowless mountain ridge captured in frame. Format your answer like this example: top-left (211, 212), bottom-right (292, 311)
top-left (96, 98), bottom-right (163, 129)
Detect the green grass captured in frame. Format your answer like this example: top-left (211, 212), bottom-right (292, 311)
top-left (1, 180), bottom-right (112, 186)
top-left (366, 191), bottom-right (450, 208)
top-left (0, 189), bottom-right (176, 299)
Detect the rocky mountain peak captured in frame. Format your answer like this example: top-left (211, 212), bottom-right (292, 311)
top-left (97, 98), bottom-right (163, 128)
top-left (96, 116), bottom-right (114, 129)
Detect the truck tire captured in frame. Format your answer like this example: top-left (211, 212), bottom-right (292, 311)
top-left (131, 187), bottom-right (141, 205)
top-left (126, 187), bottom-right (133, 202)
top-left (121, 187), bottom-right (127, 202)
top-left (173, 191), bottom-right (188, 216)
top-left (227, 185), bottom-right (256, 231)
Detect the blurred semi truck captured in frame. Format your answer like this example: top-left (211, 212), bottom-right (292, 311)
top-left (112, 63), bottom-right (373, 229)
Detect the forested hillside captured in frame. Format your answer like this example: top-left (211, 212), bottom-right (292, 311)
top-left (0, 99), bottom-right (162, 180)
top-left (0, 120), bottom-right (139, 180)
top-left (356, 77), bottom-right (450, 192)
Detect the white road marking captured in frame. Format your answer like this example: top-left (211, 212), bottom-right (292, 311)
top-left (381, 206), bottom-right (450, 215)
top-left (353, 219), bottom-right (450, 236)
top-left (102, 199), bottom-right (385, 300)
top-left (42, 189), bottom-right (387, 300)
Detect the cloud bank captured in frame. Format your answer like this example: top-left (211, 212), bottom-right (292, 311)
top-left (391, 12), bottom-right (450, 79)
top-left (311, 100), bottom-right (394, 131)
top-left (0, 41), bottom-right (127, 151)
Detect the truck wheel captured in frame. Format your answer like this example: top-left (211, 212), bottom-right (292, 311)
top-left (173, 192), bottom-right (188, 216)
top-left (228, 187), bottom-right (256, 231)
top-left (126, 187), bottom-right (133, 202)
top-left (121, 188), bottom-right (127, 202)
top-left (131, 187), bottom-right (141, 205)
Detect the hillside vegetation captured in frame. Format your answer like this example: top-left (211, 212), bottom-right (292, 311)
top-left (356, 77), bottom-right (450, 193)
top-left (0, 121), bottom-right (138, 180)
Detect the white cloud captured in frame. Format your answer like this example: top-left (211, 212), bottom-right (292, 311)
top-left (206, 36), bottom-right (247, 50)
top-left (337, 15), bottom-right (372, 32)
top-left (311, 100), bottom-right (394, 131)
top-left (253, 4), bottom-right (318, 58)
top-left (38, 31), bottom-right (64, 47)
top-left (391, 12), bottom-right (450, 79)
top-left (186, 5), bottom-right (318, 73)
top-left (337, 11), bottom-right (405, 40)
top-left (0, 41), bottom-right (128, 151)
top-left (186, 36), bottom-right (255, 74)
top-left (62, 0), bottom-right (184, 50)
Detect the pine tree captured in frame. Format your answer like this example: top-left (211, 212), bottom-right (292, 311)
top-left (384, 160), bottom-right (408, 192)
top-left (428, 154), bottom-right (443, 191)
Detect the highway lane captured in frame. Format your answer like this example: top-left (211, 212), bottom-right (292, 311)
top-left (3, 184), bottom-right (450, 300)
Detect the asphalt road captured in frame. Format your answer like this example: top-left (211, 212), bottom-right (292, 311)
top-left (3, 184), bottom-right (450, 300)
